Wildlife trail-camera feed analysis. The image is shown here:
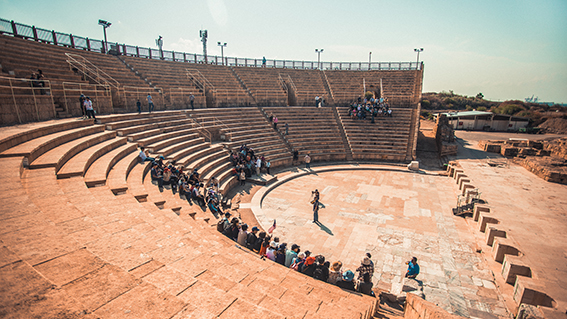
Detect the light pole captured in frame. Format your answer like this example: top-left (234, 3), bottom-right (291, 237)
top-left (369, 52), bottom-right (372, 70)
top-left (315, 48), bottom-right (324, 69)
top-left (414, 48), bottom-right (423, 70)
top-left (98, 19), bottom-right (111, 54)
top-left (217, 42), bottom-right (227, 65)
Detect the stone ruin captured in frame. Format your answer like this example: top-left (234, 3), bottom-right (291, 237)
top-left (433, 114), bottom-right (458, 157)
top-left (479, 137), bottom-right (567, 185)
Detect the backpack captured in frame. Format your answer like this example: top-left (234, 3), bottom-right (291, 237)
top-left (293, 260), bottom-right (305, 272)
top-left (217, 219), bottom-right (225, 232)
top-left (313, 265), bottom-right (324, 280)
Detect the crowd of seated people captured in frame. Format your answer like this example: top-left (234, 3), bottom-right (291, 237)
top-left (348, 97), bottom-right (392, 122)
top-left (216, 212), bottom-right (377, 297)
top-left (229, 144), bottom-right (272, 184)
top-left (141, 147), bottom-right (225, 215)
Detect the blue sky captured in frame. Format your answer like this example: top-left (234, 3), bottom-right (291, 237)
top-left (1, 0), bottom-right (566, 103)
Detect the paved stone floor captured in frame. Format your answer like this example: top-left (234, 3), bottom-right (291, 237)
top-left (254, 168), bottom-right (508, 318)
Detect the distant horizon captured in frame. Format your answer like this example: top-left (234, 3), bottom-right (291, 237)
top-left (1, 0), bottom-right (565, 104)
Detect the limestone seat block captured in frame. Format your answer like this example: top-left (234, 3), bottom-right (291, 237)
top-left (502, 255), bottom-right (532, 285)
top-left (455, 172), bottom-right (467, 184)
top-left (473, 204), bottom-right (490, 222)
top-left (485, 226), bottom-right (507, 247)
top-left (461, 183), bottom-right (475, 195)
top-left (513, 277), bottom-right (556, 309)
top-left (492, 237), bottom-right (521, 263)
top-left (479, 212), bottom-right (499, 232)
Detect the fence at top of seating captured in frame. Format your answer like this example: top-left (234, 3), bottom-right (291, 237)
top-left (0, 18), bottom-right (423, 72)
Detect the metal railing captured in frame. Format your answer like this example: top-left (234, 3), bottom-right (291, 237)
top-left (65, 53), bottom-right (120, 89)
top-left (62, 82), bottom-right (112, 113)
top-left (0, 76), bottom-right (55, 123)
top-left (186, 116), bottom-right (212, 143)
top-left (1, 18), bottom-right (423, 71)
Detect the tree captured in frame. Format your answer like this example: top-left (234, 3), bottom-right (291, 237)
top-left (476, 92), bottom-right (484, 100)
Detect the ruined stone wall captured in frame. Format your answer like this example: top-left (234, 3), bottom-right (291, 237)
top-left (434, 114), bottom-right (457, 157)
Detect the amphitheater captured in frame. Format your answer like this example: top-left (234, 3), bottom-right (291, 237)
top-left (1, 19), bottom-right (566, 319)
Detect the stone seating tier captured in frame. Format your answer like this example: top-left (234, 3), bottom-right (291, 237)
top-left (1, 112), bottom-right (434, 317)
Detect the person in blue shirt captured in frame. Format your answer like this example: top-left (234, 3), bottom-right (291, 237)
top-left (405, 257), bottom-right (420, 279)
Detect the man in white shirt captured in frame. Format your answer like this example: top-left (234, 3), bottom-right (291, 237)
top-left (147, 94), bottom-right (154, 113)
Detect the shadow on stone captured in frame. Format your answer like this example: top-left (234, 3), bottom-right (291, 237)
top-left (315, 221), bottom-right (334, 236)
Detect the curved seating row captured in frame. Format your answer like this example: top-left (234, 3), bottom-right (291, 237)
top-left (0, 113), bottom-right (377, 318)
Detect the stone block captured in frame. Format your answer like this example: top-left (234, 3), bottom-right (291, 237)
top-left (484, 143), bottom-right (502, 153)
top-left (492, 237), bottom-right (521, 263)
top-left (408, 161), bottom-right (419, 171)
top-left (513, 277), bottom-right (555, 308)
top-left (461, 183), bottom-right (475, 195)
top-left (452, 169), bottom-right (464, 179)
top-left (459, 178), bottom-right (471, 190)
top-left (485, 227), bottom-right (506, 247)
top-left (501, 146), bottom-right (519, 157)
top-left (473, 204), bottom-right (490, 222)
top-left (502, 255), bottom-right (531, 285)
top-left (455, 172), bottom-right (467, 184)
top-left (479, 213), bottom-right (498, 232)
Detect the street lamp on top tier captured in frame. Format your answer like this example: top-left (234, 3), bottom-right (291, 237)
top-left (218, 42), bottom-right (227, 65)
top-left (414, 48), bottom-right (424, 69)
top-left (98, 19), bottom-right (111, 54)
top-left (315, 48), bottom-right (324, 70)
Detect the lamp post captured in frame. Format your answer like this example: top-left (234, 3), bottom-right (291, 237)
top-left (414, 48), bottom-right (423, 70)
top-left (217, 42), bottom-right (227, 65)
top-left (369, 52), bottom-right (372, 70)
top-left (98, 19), bottom-right (111, 54)
top-left (315, 48), bottom-right (324, 69)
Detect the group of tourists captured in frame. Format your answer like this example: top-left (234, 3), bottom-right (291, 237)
top-left (217, 212), bottom-right (381, 296)
top-left (229, 144), bottom-right (272, 185)
top-left (349, 97), bottom-right (392, 122)
top-left (139, 146), bottom-right (225, 215)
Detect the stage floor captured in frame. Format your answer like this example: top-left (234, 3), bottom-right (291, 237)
top-left (256, 168), bottom-right (507, 317)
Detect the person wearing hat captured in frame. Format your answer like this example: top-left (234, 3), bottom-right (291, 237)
top-left (356, 256), bottom-right (374, 281)
top-left (266, 241), bottom-right (278, 261)
top-left (284, 244), bottom-right (300, 267)
top-left (328, 261), bottom-right (343, 284)
top-left (336, 270), bottom-right (356, 291)
top-left (246, 226), bottom-right (260, 251)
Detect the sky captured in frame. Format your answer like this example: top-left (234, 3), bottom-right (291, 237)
top-left (1, 0), bottom-right (566, 103)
